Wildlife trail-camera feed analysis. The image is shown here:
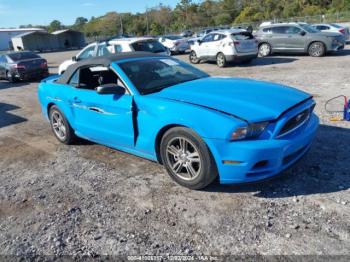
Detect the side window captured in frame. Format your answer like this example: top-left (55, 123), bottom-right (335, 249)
top-left (73, 66), bottom-right (121, 91)
top-left (77, 45), bottom-right (96, 60)
top-left (69, 70), bottom-right (80, 87)
top-left (286, 26), bottom-right (301, 34)
top-left (263, 27), bottom-right (272, 34)
top-left (272, 27), bottom-right (288, 34)
top-left (97, 44), bottom-right (111, 56)
top-left (113, 44), bottom-right (123, 53)
top-left (202, 34), bottom-right (214, 43)
top-left (219, 34), bottom-right (227, 40)
top-left (0, 56), bottom-right (6, 63)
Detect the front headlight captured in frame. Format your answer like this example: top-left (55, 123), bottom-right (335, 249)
top-left (231, 122), bottom-right (269, 141)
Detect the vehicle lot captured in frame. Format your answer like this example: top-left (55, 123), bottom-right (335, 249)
top-left (1, 49), bottom-right (350, 256)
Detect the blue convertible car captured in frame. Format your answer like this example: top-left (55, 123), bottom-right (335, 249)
top-left (38, 52), bottom-right (319, 189)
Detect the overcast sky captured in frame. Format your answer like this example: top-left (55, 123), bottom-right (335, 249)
top-left (0, 0), bottom-right (201, 28)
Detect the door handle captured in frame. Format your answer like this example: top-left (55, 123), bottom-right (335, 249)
top-left (88, 107), bottom-right (103, 113)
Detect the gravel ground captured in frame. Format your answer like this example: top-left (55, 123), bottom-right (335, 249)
top-left (0, 48), bottom-right (350, 259)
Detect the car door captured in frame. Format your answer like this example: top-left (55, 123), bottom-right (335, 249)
top-left (198, 34), bottom-right (215, 58)
top-left (69, 65), bottom-right (135, 149)
top-left (269, 26), bottom-right (289, 50)
top-left (284, 26), bottom-right (306, 50)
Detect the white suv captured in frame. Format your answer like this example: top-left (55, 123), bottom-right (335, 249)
top-left (58, 37), bottom-right (170, 74)
top-left (189, 29), bottom-right (258, 67)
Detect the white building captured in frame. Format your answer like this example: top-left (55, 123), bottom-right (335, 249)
top-left (0, 28), bottom-right (46, 50)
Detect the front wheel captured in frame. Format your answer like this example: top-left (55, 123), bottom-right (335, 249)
top-left (6, 71), bottom-right (16, 83)
top-left (160, 127), bottom-right (218, 190)
top-left (49, 105), bottom-right (76, 145)
top-left (216, 52), bottom-right (227, 67)
top-left (308, 42), bottom-right (325, 57)
top-left (258, 43), bottom-right (271, 57)
top-left (189, 51), bottom-right (200, 64)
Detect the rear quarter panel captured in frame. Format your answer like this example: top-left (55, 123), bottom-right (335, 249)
top-left (38, 77), bottom-right (76, 128)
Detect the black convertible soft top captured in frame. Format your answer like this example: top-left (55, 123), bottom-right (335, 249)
top-left (56, 52), bottom-right (166, 84)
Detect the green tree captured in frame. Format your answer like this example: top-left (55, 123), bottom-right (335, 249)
top-left (48, 20), bottom-right (63, 32)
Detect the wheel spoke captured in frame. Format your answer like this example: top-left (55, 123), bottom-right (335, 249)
top-left (52, 123), bottom-right (59, 128)
top-left (173, 161), bottom-right (183, 174)
top-left (179, 138), bottom-right (187, 153)
top-left (187, 152), bottom-right (200, 162)
top-left (186, 164), bottom-right (197, 177)
top-left (167, 145), bottom-right (179, 157)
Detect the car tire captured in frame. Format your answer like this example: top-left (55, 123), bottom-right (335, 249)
top-left (49, 105), bottom-right (76, 145)
top-left (189, 51), bottom-right (200, 64)
top-left (6, 71), bottom-right (16, 83)
top-left (258, 43), bottom-right (271, 57)
top-left (216, 52), bottom-right (227, 67)
top-left (160, 127), bottom-right (218, 190)
top-left (308, 42), bottom-right (326, 57)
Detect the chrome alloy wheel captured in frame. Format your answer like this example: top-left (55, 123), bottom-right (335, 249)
top-left (166, 137), bottom-right (201, 181)
top-left (259, 43), bottom-right (271, 57)
top-left (51, 111), bottom-right (67, 141)
top-left (309, 42), bottom-right (323, 57)
top-left (217, 53), bottom-right (226, 67)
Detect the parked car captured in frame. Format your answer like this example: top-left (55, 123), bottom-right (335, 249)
top-left (38, 52), bottom-right (319, 189)
top-left (189, 29), bottom-right (258, 67)
top-left (159, 35), bottom-right (190, 54)
top-left (312, 23), bottom-right (349, 42)
top-left (180, 30), bottom-right (193, 37)
top-left (0, 51), bottom-right (48, 82)
top-left (256, 22), bottom-right (345, 57)
top-left (58, 37), bottom-right (170, 74)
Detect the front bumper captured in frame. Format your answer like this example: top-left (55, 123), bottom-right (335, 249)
top-left (205, 113), bottom-right (319, 184)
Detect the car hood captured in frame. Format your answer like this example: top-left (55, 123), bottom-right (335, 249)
top-left (149, 77), bottom-right (311, 122)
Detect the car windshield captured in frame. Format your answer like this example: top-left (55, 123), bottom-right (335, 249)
top-left (119, 58), bottom-right (209, 95)
top-left (165, 36), bottom-right (182, 40)
top-left (131, 40), bottom-right (166, 53)
top-left (7, 52), bottom-right (40, 61)
top-left (299, 24), bottom-right (319, 33)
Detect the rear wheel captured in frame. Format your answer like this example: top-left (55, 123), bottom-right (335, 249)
top-left (189, 51), bottom-right (200, 64)
top-left (216, 52), bottom-right (227, 67)
top-left (49, 105), bottom-right (76, 145)
top-left (160, 127), bottom-right (218, 190)
top-left (259, 43), bottom-right (271, 57)
top-left (6, 71), bottom-right (16, 83)
top-left (308, 42), bottom-right (325, 57)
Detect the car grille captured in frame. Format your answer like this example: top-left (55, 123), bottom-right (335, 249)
top-left (277, 108), bottom-right (311, 138)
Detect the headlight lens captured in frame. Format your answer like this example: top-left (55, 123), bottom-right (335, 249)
top-left (231, 122), bottom-right (269, 140)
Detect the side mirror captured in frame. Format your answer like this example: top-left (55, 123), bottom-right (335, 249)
top-left (197, 40), bottom-right (202, 45)
top-left (300, 31), bottom-right (306, 36)
top-left (97, 84), bottom-right (126, 95)
top-left (72, 56), bottom-right (77, 61)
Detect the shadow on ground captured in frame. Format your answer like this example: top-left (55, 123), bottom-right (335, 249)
top-left (241, 57), bottom-right (298, 67)
top-left (0, 80), bottom-right (31, 90)
top-left (0, 103), bottom-right (27, 128)
top-left (205, 124), bottom-right (350, 198)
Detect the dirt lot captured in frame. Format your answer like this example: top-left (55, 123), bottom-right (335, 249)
top-left (1, 48), bottom-right (350, 258)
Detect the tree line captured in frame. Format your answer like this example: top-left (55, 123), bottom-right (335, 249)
top-left (20, 0), bottom-right (350, 37)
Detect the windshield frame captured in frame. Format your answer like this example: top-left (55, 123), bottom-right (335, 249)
top-left (117, 57), bottom-right (209, 95)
